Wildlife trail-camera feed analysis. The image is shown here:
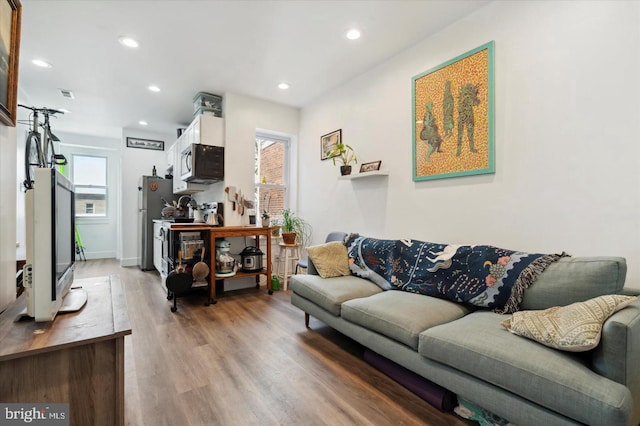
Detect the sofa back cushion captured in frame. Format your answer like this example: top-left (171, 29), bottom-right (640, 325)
top-left (521, 257), bottom-right (626, 310)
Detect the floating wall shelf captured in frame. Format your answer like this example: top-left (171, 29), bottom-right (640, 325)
top-left (338, 170), bottom-right (389, 180)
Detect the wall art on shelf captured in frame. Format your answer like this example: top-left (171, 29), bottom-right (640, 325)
top-left (412, 41), bottom-right (494, 181)
top-left (0, 0), bottom-right (21, 127)
top-left (126, 137), bottom-right (165, 151)
top-left (320, 129), bottom-right (341, 160)
top-left (360, 160), bottom-right (381, 173)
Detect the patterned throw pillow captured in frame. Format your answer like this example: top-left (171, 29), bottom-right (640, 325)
top-left (502, 295), bottom-right (637, 352)
top-left (306, 241), bottom-right (351, 279)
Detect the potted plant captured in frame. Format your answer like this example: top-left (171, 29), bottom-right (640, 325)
top-left (325, 142), bottom-right (358, 175)
top-left (279, 209), bottom-right (311, 246)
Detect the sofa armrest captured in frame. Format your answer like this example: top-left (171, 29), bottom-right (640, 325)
top-left (592, 297), bottom-right (640, 423)
top-left (622, 287), bottom-right (640, 296)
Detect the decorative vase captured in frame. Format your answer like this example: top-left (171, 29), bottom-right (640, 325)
top-left (282, 232), bottom-right (297, 245)
top-left (340, 165), bottom-right (352, 176)
top-left (261, 216), bottom-right (270, 227)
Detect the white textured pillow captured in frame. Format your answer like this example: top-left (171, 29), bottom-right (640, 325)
top-left (502, 295), bottom-right (637, 352)
top-left (306, 241), bottom-right (350, 279)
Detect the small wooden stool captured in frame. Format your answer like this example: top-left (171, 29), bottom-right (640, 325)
top-left (276, 242), bottom-right (300, 291)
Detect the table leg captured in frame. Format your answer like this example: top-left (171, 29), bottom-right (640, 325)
top-left (283, 247), bottom-right (290, 291)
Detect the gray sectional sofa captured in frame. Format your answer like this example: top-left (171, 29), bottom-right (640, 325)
top-left (290, 256), bottom-right (640, 425)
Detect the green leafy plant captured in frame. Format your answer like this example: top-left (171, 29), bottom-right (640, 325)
top-left (325, 142), bottom-right (358, 166)
top-left (279, 209), bottom-right (312, 246)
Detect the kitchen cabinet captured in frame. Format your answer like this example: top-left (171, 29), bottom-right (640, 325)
top-left (166, 141), bottom-right (176, 171)
top-left (181, 114), bottom-right (223, 152)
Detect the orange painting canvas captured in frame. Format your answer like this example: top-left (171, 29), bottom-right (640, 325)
top-left (412, 41), bottom-right (494, 181)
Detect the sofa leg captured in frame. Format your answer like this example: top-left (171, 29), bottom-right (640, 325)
top-left (305, 312), bottom-right (310, 328)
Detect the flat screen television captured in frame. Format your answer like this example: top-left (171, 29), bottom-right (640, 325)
top-left (23, 167), bottom-right (84, 322)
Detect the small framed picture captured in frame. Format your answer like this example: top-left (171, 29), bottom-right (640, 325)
top-left (360, 160), bottom-right (382, 173)
top-left (126, 137), bottom-right (164, 151)
top-left (320, 129), bottom-right (341, 160)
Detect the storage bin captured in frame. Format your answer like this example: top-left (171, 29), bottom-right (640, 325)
top-left (193, 92), bottom-right (222, 116)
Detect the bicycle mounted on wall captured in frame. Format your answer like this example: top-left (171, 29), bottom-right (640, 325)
top-left (19, 104), bottom-right (68, 190)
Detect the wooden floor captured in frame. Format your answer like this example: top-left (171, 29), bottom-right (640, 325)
top-left (74, 259), bottom-right (472, 426)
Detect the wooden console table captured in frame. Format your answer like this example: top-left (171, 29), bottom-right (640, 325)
top-left (0, 275), bottom-right (131, 426)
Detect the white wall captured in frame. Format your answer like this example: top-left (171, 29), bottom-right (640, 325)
top-left (57, 132), bottom-right (121, 259)
top-left (299, 1), bottom-right (640, 287)
top-left (0, 125), bottom-right (18, 310)
top-left (194, 93), bottom-right (299, 290)
top-left (205, 93), bottom-right (300, 227)
top-left (120, 128), bottom-right (175, 266)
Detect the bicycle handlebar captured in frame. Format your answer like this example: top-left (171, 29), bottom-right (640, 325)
top-left (18, 104), bottom-right (64, 116)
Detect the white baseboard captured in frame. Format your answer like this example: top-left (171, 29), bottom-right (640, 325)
top-left (76, 250), bottom-right (116, 261)
top-left (119, 258), bottom-right (138, 267)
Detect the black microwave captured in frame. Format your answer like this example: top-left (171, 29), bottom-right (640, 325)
top-left (180, 144), bottom-right (224, 184)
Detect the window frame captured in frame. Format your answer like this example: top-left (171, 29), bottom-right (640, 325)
top-left (255, 133), bottom-right (290, 218)
top-left (72, 153), bottom-right (108, 220)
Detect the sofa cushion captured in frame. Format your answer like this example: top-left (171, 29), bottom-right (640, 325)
top-left (521, 257), bottom-right (626, 310)
top-left (419, 311), bottom-right (632, 425)
top-left (306, 241), bottom-right (350, 278)
top-left (502, 295), bottom-right (637, 351)
top-left (341, 291), bottom-right (473, 350)
top-left (289, 274), bottom-right (382, 316)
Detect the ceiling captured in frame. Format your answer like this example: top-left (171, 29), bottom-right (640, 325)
top-left (18, 0), bottom-right (489, 139)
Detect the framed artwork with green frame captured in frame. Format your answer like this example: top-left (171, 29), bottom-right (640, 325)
top-left (412, 41), bottom-right (494, 181)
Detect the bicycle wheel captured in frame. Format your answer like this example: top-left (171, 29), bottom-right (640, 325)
top-left (24, 132), bottom-right (42, 190)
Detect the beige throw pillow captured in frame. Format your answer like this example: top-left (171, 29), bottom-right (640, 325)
top-left (502, 295), bottom-right (637, 352)
top-left (306, 241), bottom-right (350, 279)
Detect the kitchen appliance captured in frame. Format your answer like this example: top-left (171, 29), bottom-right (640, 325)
top-left (138, 176), bottom-right (173, 271)
top-left (193, 206), bottom-right (205, 223)
top-left (180, 144), bottom-right (224, 184)
top-left (240, 246), bottom-right (264, 272)
top-left (215, 239), bottom-right (236, 277)
top-left (180, 235), bottom-right (204, 260)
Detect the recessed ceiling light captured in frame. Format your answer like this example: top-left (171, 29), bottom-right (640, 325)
top-left (118, 36), bottom-right (139, 48)
top-left (148, 85), bottom-right (160, 92)
top-left (32, 59), bottom-right (52, 68)
top-left (139, 120), bottom-right (148, 126)
top-left (278, 82), bottom-right (290, 90)
top-left (346, 29), bottom-right (361, 40)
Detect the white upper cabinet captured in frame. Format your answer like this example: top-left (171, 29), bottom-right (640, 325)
top-left (179, 114), bottom-right (224, 154)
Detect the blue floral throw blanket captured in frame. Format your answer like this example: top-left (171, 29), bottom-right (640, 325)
top-left (345, 235), bottom-right (567, 314)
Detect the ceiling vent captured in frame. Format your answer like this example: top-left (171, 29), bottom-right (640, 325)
top-left (59, 89), bottom-right (74, 99)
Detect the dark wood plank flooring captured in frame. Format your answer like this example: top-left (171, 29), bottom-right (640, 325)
top-left (74, 259), bottom-right (471, 426)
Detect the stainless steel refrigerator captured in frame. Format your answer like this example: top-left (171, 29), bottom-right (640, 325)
top-left (138, 176), bottom-right (173, 270)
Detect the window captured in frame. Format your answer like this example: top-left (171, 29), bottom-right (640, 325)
top-left (255, 134), bottom-right (289, 223)
top-left (73, 155), bottom-right (107, 218)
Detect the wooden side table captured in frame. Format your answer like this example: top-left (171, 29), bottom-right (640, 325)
top-left (277, 242), bottom-right (300, 291)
